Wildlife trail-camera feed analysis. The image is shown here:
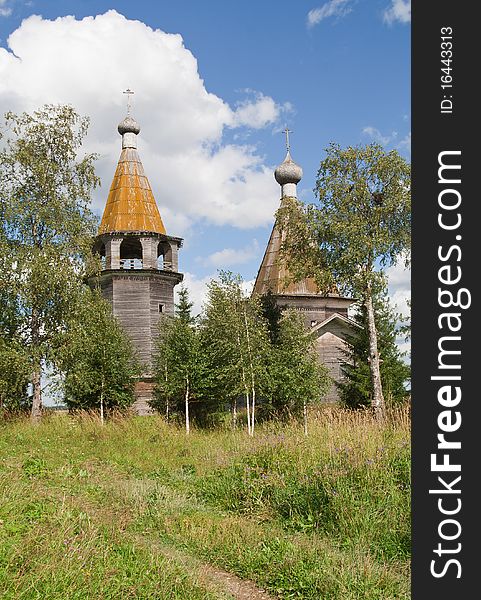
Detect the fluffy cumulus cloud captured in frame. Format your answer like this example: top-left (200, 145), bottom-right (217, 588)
top-left (307, 0), bottom-right (353, 28)
top-left (383, 0), bottom-right (411, 25)
top-left (0, 10), bottom-right (283, 233)
top-left (233, 91), bottom-right (290, 130)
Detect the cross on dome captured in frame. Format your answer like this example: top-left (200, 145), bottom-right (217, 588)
top-left (284, 126), bottom-right (292, 152)
top-left (123, 88), bottom-right (134, 114)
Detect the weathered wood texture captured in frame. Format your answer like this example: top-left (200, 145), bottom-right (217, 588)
top-left (98, 269), bottom-right (182, 369)
top-left (313, 331), bottom-right (349, 404)
top-left (131, 380), bottom-right (156, 415)
top-left (274, 294), bottom-right (353, 329)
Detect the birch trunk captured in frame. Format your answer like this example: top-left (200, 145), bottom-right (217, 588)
top-left (243, 305), bottom-right (256, 437)
top-left (100, 380), bottom-right (105, 426)
top-left (30, 309), bottom-right (42, 423)
top-left (185, 377), bottom-right (190, 435)
top-left (236, 326), bottom-right (251, 435)
top-left (165, 366), bottom-right (169, 422)
top-left (30, 363), bottom-right (42, 423)
top-left (303, 401), bottom-right (308, 436)
top-left (365, 290), bottom-right (385, 420)
top-left (251, 389), bottom-right (255, 437)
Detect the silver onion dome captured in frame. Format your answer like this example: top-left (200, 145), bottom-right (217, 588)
top-left (274, 151), bottom-right (303, 185)
top-left (118, 115), bottom-right (141, 136)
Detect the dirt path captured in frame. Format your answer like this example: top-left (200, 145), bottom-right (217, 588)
top-left (197, 561), bottom-right (276, 600)
top-left (133, 535), bottom-right (276, 600)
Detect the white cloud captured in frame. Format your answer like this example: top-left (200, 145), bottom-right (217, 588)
top-left (233, 92), bottom-right (287, 129)
top-left (0, 11), bottom-right (284, 232)
top-left (200, 240), bottom-right (260, 268)
top-left (362, 126), bottom-right (398, 146)
top-left (242, 278), bottom-right (255, 297)
top-left (176, 272), bottom-right (212, 317)
top-left (397, 131), bottom-right (411, 155)
top-left (0, 1), bottom-right (12, 18)
top-left (383, 0), bottom-right (411, 25)
top-left (307, 0), bottom-right (353, 28)
top-left (386, 258), bottom-right (410, 318)
top-left (176, 272), bottom-right (255, 317)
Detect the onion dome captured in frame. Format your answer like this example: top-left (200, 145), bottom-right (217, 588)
top-left (274, 151), bottom-right (303, 185)
top-left (118, 115), bottom-right (141, 135)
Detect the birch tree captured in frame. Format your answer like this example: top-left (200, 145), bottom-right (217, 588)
top-left (201, 273), bottom-right (270, 435)
top-left (153, 288), bottom-right (204, 434)
top-left (278, 143), bottom-right (410, 419)
top-left (338, 287), bottom-right (410, 409)
top-left (0, 105), bottom-right (99, 421)
top-left (60, 289), bottom-right (139, 422)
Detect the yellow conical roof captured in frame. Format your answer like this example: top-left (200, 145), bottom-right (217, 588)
top-left (98, 117), bottom-right (166, 235)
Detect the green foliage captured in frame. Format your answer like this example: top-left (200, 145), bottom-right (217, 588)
top-left (0, 411), bottom-right (410, 599)
top-left (278, 143), bottom-right (411, 295)
top-left (200, 272), bottom-right (271, 432)
top-left (338, 291), bottom-right (410, 409)
top-left (160, 280), bottom-right (329, 427)
top-left (259, 290), bottom-right (282, 344)
top-left (263, 310), bottom-right (331, 419)
top-left (60, 288), bottom-right (139, 412)
top-left (0, 338), bottom-right (30, 411)
top-left (175, 285), bottom-right (196, 325)
top-left (0, 104), bottom-right (100, 417)
top-left (152, 288), bottom-right (207, 427)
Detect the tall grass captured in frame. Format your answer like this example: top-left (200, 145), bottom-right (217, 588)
top-left (0, 405), bottom-right (410, 599)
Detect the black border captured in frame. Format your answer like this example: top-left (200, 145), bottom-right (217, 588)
top-left (412, 3), bottom-right (477, 596)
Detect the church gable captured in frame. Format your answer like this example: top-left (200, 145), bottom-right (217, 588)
top-left (309, 313), bottom-right (360, 343)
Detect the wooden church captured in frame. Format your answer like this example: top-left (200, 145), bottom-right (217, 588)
top-left (94, 107), bottom-right (357, 410)
top-left (252, 137), bottom-right (359, 404)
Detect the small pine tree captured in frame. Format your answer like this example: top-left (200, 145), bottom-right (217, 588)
top-left (338, 290), bottom-right (410, 409)
top-left (259, 291), bottom-right (282, 344)
top-left (176, 286), bottom-right (196, 325)
top-left (264, 310), bottom-right (331, 431)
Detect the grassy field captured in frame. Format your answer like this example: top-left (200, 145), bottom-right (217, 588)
top-left (0, 407), bottom-right (410, 599)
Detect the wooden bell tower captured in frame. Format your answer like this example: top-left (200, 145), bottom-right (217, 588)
top-left (92, 96), bottom-right (183, 413)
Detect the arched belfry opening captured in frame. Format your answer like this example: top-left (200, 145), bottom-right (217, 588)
top-left (157, 240), bottom-right (173, 271)
top-left (97, 242), bottom-right (106, 269)
top-left (120, 237), bottom-right (143, 269)
top-left (89, 105), bottom-right (184, 414)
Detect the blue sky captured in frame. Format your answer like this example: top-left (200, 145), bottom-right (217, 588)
top-left (0, 0), bottom-right (411, 317)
